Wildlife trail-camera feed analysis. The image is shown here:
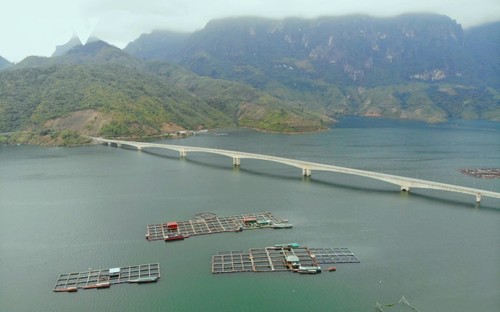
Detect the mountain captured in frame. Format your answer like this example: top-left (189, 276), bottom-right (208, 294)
top-left (464, 22), bottom-right (500, 88)
top-left (52, 37), bottom-right (83, 57)
top-left (124, 14), bottom-right (500, 122)
top-left (124, 30), bottom-right (190, 63)
top-left (0, 41), bottom-right (327, 144)
top-left (128, 14), bottom-right (471, 86)
top-left (52, 36), bottom-right (101, 57)
top-left (0, 56), bottom-right (12, 70)
top-left (16, 40), bottom-right (142, 69)
top-left (2, 14), bottom-right (499, 146)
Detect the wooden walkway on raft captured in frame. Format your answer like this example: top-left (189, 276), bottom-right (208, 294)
top-left (212, 246), bottom-right (359, 274)
top-left (146, 211), bottom-right (285, 241)
top-left (53, 263), bottom-right (160, 292)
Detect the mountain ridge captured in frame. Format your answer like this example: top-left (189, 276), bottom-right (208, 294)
top-left (128, 14), bottom-right (474, 85)
top-left (124, 14), bottom-right (500, 123)
top-left (0, 55), bottom-right (12, 70)
top-left (1, 14), bottom-right (499, 146)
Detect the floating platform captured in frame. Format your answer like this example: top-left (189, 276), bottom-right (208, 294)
top-left (53, 263), bottom-right (160, 292)
top-left (211, 246), bottom-right (359, 274)
top-left (146, 211), bottom-right (288, 241)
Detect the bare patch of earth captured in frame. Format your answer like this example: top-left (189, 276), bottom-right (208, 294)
top-left (43, 110), bottom-right (110, 136)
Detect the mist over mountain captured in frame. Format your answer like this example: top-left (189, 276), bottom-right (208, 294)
top-left (464, 21), bottom-right (500, 88)
top-left (0, 56), bottom-right (12, 70)
top-left (52, 37), bottom-right (83, 57)
top-left (127, 14), bottom-right (499, 87)
top-left (124, 31), bottom-right (190, 63)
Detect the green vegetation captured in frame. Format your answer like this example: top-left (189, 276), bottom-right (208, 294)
top-left (0, 63), bottom-right (235, 138)
top-left (127, 15), bottom-right (500, 123)
top-left (0, 42), bottom-right (329, 145)
top-left (2, 16), bottom-right (499, 146)
top-left (4, 130), bottom-right (91, 146)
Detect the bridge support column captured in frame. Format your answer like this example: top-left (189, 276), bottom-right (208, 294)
top-left (401, 185), bottom-right (410, 192)
top-left (475, 193), bottom-right (481, 203)
top-left (233, 157), bottom-right (240, 166)
top-left (302, 168), bottom-right (312, 177)
top-left (116, 143), bottom-right (121, 147)
top-left (107, 142), bottom-right (111, 146)
top-left (137, 147), bottom-right (142, 151)
top-left (180, 149), bottom-right (186, 158)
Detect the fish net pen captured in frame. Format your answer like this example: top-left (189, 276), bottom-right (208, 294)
top-left (195, 212), bottom-right (217, 221)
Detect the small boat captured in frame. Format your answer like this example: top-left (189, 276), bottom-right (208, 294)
top-left (81, 281), bottom-right (110, 290)
top-left (297, 266), bottom-right (322, 274)
top-left (96, 282), bottom-right (111, 288)
top-left (298, 269), bottom-right (318, 274)
top-left (54, 286), bottom-right (78, 292)
top-left (271, 223), bottom-right (293, 229)
top-left (128, 276), bottom-right (158, 284)
top-left (164, 233), bottom-right (185, 241)
top-left (327, 266), bottom-right (337, 272)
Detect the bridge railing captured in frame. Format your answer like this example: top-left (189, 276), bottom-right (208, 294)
top-left (92, 137), bottom-right (500, 203)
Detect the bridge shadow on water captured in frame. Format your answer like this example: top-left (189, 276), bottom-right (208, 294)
top-left (135, 147), bottom-right (500, 212)
top-left (402, 192), bottom-right (499, 212)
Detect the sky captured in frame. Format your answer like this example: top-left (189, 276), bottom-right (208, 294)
top-left (1, 0), bottom-right (499, 63)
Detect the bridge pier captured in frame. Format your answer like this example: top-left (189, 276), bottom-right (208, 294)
top-left (92, 137), bottom-right (500, 204)
top-left (233, 157), bottom-right (240, 166)
top-left (137, 146), bottom-right (142, 151)
top-left (302, 168), bottom-right (312, 177)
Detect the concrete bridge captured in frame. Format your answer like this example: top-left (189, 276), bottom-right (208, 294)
top-left (92, 137), bottom-right (500, 204)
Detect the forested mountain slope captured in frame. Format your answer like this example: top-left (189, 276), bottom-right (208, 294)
top-left (126, 14), bottom-right (500, 122)
top-left (0, 41), bottom-right (328, 145)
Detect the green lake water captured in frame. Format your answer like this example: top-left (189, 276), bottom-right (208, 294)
top-left (1, 118), bottom-right (499, 311)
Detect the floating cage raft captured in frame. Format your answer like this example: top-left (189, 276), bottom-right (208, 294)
top-left (53, 263), bottom-right (160, 292)
top-left (146, 211), bottom-right (290, 241)
top-left (212, 245), bottom-right (359, 274)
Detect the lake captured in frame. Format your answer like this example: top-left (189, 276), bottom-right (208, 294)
top-left (1, 118), bottom-right (499, 311)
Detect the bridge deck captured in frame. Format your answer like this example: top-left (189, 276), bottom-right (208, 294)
top-left (146, 211), bottom-right (286, 241)
top-left (211, 246), bottom-right (359, 274)
top-left (53, 263), bottom-right (160, 292)
top-left (93, 137), bottom-right (500, 203)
